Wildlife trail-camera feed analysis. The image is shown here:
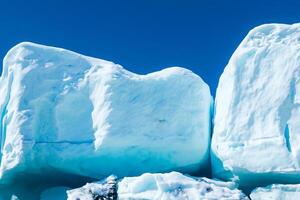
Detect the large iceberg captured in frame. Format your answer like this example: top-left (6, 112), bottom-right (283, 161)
top-left (211, 23), bottom-right (300, 189)
top-left (0, 42), bottom-right (212, 185)
top-left (68, 172), bottom-right (249, 200)
top-left (250, 184), bottom-right (300, 200)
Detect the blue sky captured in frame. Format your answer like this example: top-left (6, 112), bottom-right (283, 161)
top-left (1, 0), bottom-right (300, 95)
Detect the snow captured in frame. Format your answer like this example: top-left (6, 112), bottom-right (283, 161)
top-left (250, 184), bottom-right (300, 200)
top-left (0, 42), bottom-right (212, 183)
top-left (118, 171), bottom-right (248, 200)
top-left (211, 23), bottom-right (300, 189)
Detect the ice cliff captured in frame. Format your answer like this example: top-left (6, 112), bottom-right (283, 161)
top-left (0, 42), bottom-right (212, 186)
top-left (212, 23), bottom-right (300, 189)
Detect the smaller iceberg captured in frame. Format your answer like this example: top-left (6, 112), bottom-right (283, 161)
top-left (67, 172), bottom-right (248, 200)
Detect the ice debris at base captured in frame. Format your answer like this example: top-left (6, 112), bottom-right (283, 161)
top-left (211, 23), bottom-right (300, 188)
top-left (67, 175), bottom-right (117, 200)
top-left (0, 42), bottom-right (212, 183)
top-left (68, 172), bottom-right (248, 200)
top-left (250, 184), bottom-right (300, 200)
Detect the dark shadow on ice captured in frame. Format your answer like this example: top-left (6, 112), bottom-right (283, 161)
top-left (0, 168), bottom-right (98, 200)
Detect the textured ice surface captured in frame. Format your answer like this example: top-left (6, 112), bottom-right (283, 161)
top-left (0, 42), bottom-right (212, 183)
top-left (250, 184), bottom-right (300, 200)
top-left (67, 175), bottom-right (117, 200)
top-left (68, 172), bottom-right (248, 200)
top-left (118, 171), bottom-right (248, 200)
top-left (211, 23), bottom-right (300, 188)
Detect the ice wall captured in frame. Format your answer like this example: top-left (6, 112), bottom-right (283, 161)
top-left (212, 23), bottom-right (300, 189)
top-left (0, 42), bottom-right (212, 184)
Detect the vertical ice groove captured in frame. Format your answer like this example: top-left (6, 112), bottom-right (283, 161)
top-left (0, 72), bottom-right (13, 165)
top-left (284, 124), bottom-right (291, 152)
top-left (283, 77), bottom-right (295, 153)
top-left (277, 77), bottom-right (296, 153)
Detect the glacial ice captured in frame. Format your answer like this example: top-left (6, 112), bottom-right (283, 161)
top-left (250, 184), bottom-right (300, 200)
top-left (0, 42), bottom-right (212, 184)
top-left (211, 23), bottom-right (300, 189)
top-left (68, 172), bottom-right (248, 200)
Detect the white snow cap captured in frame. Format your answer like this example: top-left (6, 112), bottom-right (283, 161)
top-left (211, 23), bottom-right (300, 188)
top-left (0, 42), bottom-right (212, 183)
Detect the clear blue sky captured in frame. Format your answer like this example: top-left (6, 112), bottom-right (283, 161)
top-left (1, 0), bottom-right (300, 95)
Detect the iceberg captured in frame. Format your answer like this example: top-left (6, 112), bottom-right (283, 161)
top-left (68, 172), bottom-right (248, 200)
top-left (0, 42), bottom-right (212, 185)
top-left (250, 184), bottom-right (300, 200)
top-left (211, 23), bottom-right (300, 189)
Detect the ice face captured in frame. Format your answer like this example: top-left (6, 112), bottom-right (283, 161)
top-left (250, 184), bottom-right (300, 200)
top-left (211, 23), bottom-right (300, 189)
top-left (67, 172), bottom-right (248, 200)
top-left (0, 42), bottom-right (212, 184)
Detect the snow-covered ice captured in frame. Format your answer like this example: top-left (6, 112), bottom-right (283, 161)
top-left (67, 175), bottom-right (117, 200)
top-left (68, 172), bottom-right (248, 200)
top-left (118, 171), bottom-right (248, 200)
top-left (0, 42), bottom-right (212, 183)
top-left (250, 184), bottom-right (300, 200)
top-left (211, 23), bottom-right (300, 188)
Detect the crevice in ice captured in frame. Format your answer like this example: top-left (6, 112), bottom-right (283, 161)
top-left (23, 139), bottom-right (94, 145)
top-left (284, 124), bottom-right (291, 152)
top-left (232, 166), bottom-right (300, 195)
top-left (278, 78), bottom-right (296, 153)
